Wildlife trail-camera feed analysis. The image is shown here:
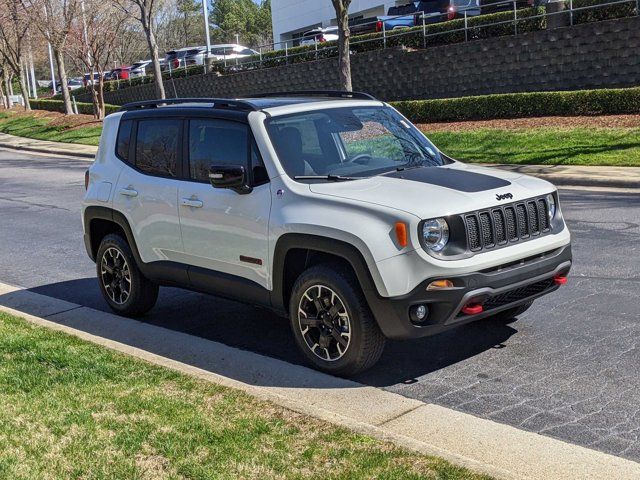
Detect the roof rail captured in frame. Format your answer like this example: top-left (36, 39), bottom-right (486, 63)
top-left (249, 90), bottom-right (377, 101)
top-left (119, 97), bottom-right (259, 112)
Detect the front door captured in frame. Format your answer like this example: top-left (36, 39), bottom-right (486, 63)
top-left (177, 117), bottom-right (271, 289)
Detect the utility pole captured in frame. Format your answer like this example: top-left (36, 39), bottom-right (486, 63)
top-left (202, 0), bottom-right (212, 73)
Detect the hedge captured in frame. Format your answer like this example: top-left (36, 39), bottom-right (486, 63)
top-left (29, 99), bottom-right (120, 116)
top-left (392, 87), bottom-right (640, 123)
top-left (572, 0), bottom-right (637, 24)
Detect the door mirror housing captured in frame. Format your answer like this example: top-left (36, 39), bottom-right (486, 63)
top-left (209, 165), bottom-right (252, 194)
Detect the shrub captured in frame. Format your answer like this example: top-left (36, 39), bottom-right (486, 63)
top-left (391, 87), bottom-right (640, 123)
top-left (572, 0), bottom-right (637, 24)
top-left (29, 99), bottom-right (120, 116)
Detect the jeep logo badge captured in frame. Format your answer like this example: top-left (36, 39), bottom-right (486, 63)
top-left (496, 193), bottom-right (513, 201)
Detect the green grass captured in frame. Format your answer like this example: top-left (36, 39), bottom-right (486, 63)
top-left (422, 127), bottom-right (640, 167)
top-left (0, 111), bottom-right (102, 146)
top-left (0, 312), bottom-right (490, 480)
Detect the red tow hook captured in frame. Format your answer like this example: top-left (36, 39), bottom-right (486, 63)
top-left (553, 274), bottom-right (568, 285)
top-left (461, 303), bottom-right (484, 315)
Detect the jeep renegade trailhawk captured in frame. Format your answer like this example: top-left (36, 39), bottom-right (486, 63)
top-left (83, 92), bottom-right (572, 375)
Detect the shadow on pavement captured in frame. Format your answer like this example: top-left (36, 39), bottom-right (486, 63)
top-left (3, 278), bottom-right (516, 388)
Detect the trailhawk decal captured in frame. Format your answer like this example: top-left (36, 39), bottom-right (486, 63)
top-left (386, 167), bottom-right (511, 193)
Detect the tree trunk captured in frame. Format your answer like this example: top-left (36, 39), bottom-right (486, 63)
top-left (142, 20), bottom-right (166, 99)
top-left (17, 60), bottom-right (31, 111)
top-left (89, 80), bottom-right (100, 119)
top-left (0, 76), bottom-right (5, 109)
top-left (98, 76), bottom-right (106, 119)
top-left (53, 47), bottom-right (73, 114)
top-left (334, 2), bottom-right (353, 91)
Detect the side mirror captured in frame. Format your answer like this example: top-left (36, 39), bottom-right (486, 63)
top-left (209, 165), bottom-right (252, 194)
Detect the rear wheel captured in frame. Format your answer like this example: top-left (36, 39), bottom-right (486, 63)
top-left (289, 264), bottom-right (385, 376)
top-left (486, 301), bottom-right (533, 324)
top-left (96, 233), bottom-right (158, 317)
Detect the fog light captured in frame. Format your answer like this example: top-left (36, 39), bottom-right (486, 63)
top-left (426, 279), bottom-right (454, 291)
top-left (410, 304), bottom-right (429, 323)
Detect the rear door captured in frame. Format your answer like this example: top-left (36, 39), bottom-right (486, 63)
top-left (112, 116), bottom-right (185, 268)
top-left (176, 117), bottom-right (271, 289)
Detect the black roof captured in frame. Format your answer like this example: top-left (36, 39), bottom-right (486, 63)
top-left (119, 91), bottom-right (377, 113)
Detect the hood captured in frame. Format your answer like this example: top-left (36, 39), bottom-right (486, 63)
top-left (308, 163), bottom-right (555, 219)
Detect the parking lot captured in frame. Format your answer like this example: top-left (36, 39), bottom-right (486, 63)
top-left (1, 147), bottom-right (638, 462)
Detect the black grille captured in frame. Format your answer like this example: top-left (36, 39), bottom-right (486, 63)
top-left (466, 215), bottom-right (481, 251)
top-left (464, 196), bottom-right (552, 252)
top-left (482, 278), bottom-right (555, 311)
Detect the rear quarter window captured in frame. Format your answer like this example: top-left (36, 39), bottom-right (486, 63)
top-left (116, 120), bottom-right (133, 163)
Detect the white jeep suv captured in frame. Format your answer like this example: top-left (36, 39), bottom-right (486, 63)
top-left (82, 92), bottom-right (572, 376)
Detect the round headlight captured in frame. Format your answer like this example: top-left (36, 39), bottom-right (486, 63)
top-left (546, 194), bottom-right (557, 220)
top-left (422, 218), bottom-right (449, 252)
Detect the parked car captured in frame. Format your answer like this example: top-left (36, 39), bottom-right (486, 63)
top-left (208, 44), bottom-right (259, 63)
top-left (105, 67), bottom-right (131, 81)
top-left (349, 1), bottom-right (425, 35)
top-left (422, 0), bottom-right (481, 23)
top-left (299, 27), bottom-right (339, 46)
top-left (164, 47), bottom-right (206, 70)
top-left (129, 60), bottom-right (152, 78)
top-left (480, 0), bottom-right (539, 15)
top-left (83, 72), bottom-right (102, 87)
top-left (83, 91), bottom-right (572, 376)
top-left (56, 78), bottom-right (83, 93)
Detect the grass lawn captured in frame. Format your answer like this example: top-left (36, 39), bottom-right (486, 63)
top-left (422, 127), bottom-right (640, 167)
top-left (0, 312), bottom-right (490, 480)
top-left (0, 111), bottom-right (102, 146)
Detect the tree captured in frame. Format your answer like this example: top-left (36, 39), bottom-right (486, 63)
top-left (210, 0), bottom-right (272, 47)
top-left (331, 0), bottom-right (352, 91)
top-left (21, 0), bottom-right (79, 114)
top-left (114, 0), bottom-right (166, 99)
top-left (67, 0), bottom-right (130, 118)
top-left (0, 0), bottom-right (32, 110)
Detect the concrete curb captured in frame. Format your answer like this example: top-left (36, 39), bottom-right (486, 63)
top-left (0, 281), bottom-right (638, 480)
top-left (0, 133), bottom-right (97, 160)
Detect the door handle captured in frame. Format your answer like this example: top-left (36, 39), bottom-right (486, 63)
top-left (119, 187), bottom-right (138, 197)
top-left (181, 198), bottom-right (203, 208)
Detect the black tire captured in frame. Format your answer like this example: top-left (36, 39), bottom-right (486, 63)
top-left (289, 263), bottom-right (385, 376)
top-left (486, 301), bottom-right (534, 324)
top-left (96, 233), bottom-right (158, 317)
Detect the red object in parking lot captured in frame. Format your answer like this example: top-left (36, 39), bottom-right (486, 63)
top-left (376, 20), bottom-right (383, 32)
top-left (447, 6), bottom-right (457, 20)
top-left (553, 274), bottom-right (568, 285)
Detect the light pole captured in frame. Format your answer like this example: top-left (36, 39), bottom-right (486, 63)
top-left (47, 43), bottom-right (56, 95)
top-left (202, 0), bottom-right (212, 73)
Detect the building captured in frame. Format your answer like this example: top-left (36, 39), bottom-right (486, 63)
top-left (271, 0), bottom-right (399, 46)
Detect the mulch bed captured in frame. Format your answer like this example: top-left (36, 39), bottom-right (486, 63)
top-left (418, 114), bottom-right (640, 131)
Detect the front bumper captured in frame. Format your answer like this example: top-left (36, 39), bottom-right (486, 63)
top-left (367, 244), bottom-right (572, 339)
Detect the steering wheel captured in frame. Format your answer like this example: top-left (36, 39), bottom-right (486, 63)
top-left (346, 153), bottom-right (373, 165)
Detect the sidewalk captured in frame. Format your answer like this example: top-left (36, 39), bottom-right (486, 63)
top-left (0, 281), bottom-right (639, 480)
top-left (0, 132), bottom-right (97, 159)
top-left (1, 132), bottom-right (639, 188)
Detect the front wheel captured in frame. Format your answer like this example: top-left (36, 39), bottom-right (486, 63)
top-left (289, 264), bottom-right (385, 376)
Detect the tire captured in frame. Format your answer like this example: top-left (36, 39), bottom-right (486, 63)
top-left (486, 301), bottom-right (534, 324)
top-left (289, 263), bottom-right (385, 376)
top-left (96, 233), bottom-right (158, 317)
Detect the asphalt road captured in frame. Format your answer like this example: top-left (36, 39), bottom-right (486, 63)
top-left (1, 148), bottom-right (639, 462)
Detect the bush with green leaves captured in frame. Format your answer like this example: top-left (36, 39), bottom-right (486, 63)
top-left (392, 87), bottom-right (640, 123)
top-left (572, 0), bottom-right (637, 24)
top-left (29, 99), bottom-right (120, 116)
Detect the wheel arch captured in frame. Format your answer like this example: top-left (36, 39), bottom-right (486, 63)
top-left (84, 206), bottom-right (142, 264)
top-left (271, 233), bottom-right (385, 315)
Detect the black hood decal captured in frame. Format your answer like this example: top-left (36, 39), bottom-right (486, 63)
top-left (386, 167), bottom-right (511, 192)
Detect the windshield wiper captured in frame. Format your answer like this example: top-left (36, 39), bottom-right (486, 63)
top-left (294, 175), bottom-right (357, 181)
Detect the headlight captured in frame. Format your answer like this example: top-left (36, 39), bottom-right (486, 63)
top-left (422, 218), bottom-right (449, 252)
top-left (546, 193), bottom-right (557, 220)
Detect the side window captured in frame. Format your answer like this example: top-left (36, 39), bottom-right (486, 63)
top-left (188, 119), bottom-right (248, 182)
top-left (134, 119), bottom-right (181, 178)
top-left (116, 120), bottom-right (133, 163)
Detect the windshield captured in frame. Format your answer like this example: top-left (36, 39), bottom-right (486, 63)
top-left (265, 106), bottom-right (445, 180)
